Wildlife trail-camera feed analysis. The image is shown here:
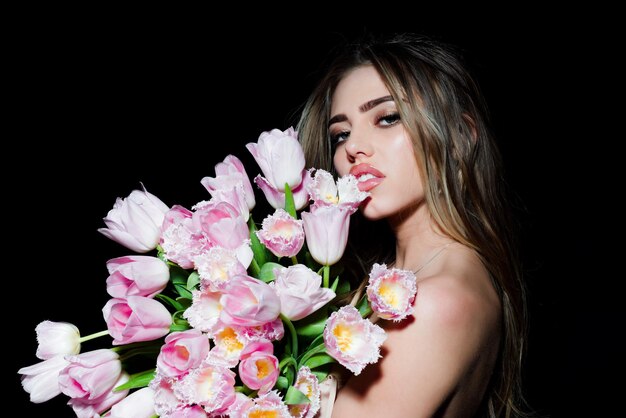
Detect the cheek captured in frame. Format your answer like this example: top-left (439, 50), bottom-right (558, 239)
top-left (333, 149), bottom-right (349, 176)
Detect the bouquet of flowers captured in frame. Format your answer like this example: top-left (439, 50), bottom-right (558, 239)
top-left (18, 127), bottom-right (418, 418)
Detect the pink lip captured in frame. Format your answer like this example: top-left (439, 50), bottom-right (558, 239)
top-left (349, 163), bottom-right (385, 192)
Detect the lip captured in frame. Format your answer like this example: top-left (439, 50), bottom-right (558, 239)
top-left (349, 163), bottom-right (385, 192)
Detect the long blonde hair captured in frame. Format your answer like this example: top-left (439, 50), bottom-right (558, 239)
top-left (297, 33), bottom-right (530, 418)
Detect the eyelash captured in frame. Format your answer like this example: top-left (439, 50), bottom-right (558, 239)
top-left (330, 112), bottom-right (401, 146)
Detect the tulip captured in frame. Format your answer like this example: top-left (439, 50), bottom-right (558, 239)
top-left (230, 390), bottom-right (291, 418)
top-left (301, 205), bottom-right (351, 266)
top-left (157, 329), bottom-right (210, 378)
top-left (272, 265), bottom-right (335, 321)
top-left (183, 288), bottom-right (223, 334)
top-left (18, 355), bottom-right (69, 403)
top-left (169, 405), bottom-right (208, 417)
top-left (174, 364), bottom-right (236, 415)
top-left (150, 373), bottom-right (181, 417)
top-left (160, 205), bottom-right (207, 269)
top-left (203, 155), bottom-right (255, 210)
top-left (254, 170), bottom-right (311, 211)
top-left (323, 305), bottom-right (387, 376)
top-left (35, 320), bottom-right (80, 360)
top-left (68, 372), bottom-right (129, 418)
top-left (106, 256), bottom-right (169, 298)
top-left (238, 340), bottom-right (279, 394)
top-left (307, 170), bottom-right (368, 214)
top-left (102, 296), bottom-right (172, 345)
top-left (219, 275), bottom-right (281, 327)
top-left (256, 208), bottom-right (305, 258)
top-left (107, 387), bottom-right (155, 418)
top-left (192, 201), bottom-right (249, 250)
top-left (58, 349), bottom-right (122, 401)
top-left (98, 188), bottom-right (169, 253)
top-left (246, 127), bottom-right (305, 192)
top-left (366, 263), bottom-right (417, 321)
top-left (289, 366), bottom-right (321, 418)
top-left (194, 246), bottom-right (247, 291)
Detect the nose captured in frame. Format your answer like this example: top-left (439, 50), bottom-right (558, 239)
top-left (344, 129), bottom-right (373, 161)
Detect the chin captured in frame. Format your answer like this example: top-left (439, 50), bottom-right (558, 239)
top-left (359, 200), bottom-right (389, 221)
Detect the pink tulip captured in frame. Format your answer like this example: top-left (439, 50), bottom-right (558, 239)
top-left (35, 320), bottom-right (80, 360)
top-left (323, 305), bottom-right (387, 376)
top-left (220, 156), bottom-right (256, 208)
top-left (236, 317), bottom-right (284, 342)
top-left (107, 387), bottom-right (155, 418)
top-left (68, 372), bottom-right (129, 418)
top-left (58, 349), bottom-right (122, 401)
top-left (106, 256), bottom-right (169, 298)
top-left (102, 296), bottom-right (172, 345)
top-left (307, 170), bottom-right (369, 214)
top-left (169, 405), bottom-right (208, 417)
top-left (157, 329), bottom-right (210, 377)
top-left (254, 170), bottom-right (311, 211)
top-left (174, 364), bottom-right (236, 415)
top-left (192, 201), bottom-right (249, 250)
top-left (150, 373), bottom-right (182, 417)
top-left (219, 275), bottom-right (281, 327)
top-left (194, 246), bottom-right (247, 291)
top-left (229, 390), bottom-right (291, 418)
top-left (301, 205), bottom-right (351, 266)
top-left (272, 265), bottom-right (335, 320)
top-left (98, 188), bottom-right (169, 253)
top-left (238, 340), bottom-right (279, 394)
top-left (256, 208), bottom-right (305, 258)
top-left (366, 263), bottom-right (417, 321)
top-left (246, 127), bottom-right (305, 192)
top-left (210, 325), bottom-right (247, 367)
top-left (160, 205), bottom-right (207, 269)
top-left (183, 288), bottom-right (223, 334)
top-left (289, 366), bottom-right (321, 418)
top-left (18, 355), bottom-right (69, 403)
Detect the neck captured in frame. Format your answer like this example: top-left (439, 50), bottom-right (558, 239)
top-left (389, 200), bottom-right (450, 271)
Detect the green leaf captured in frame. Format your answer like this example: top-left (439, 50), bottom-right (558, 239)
top-left (284, 385), bottom-right (310, 405)
top-left (114, 369), bottom-right (155, 391)
top-left (356, 294), bottom-right (373, 318)
top-left (312, 370), bottom-right (329, 382)
top-left (303, 334), bottom-right (325, 353)
top-left (335, 276), bottom-right (351, 296)
top-left (169, 265), bottom-right (190, 285)
top-left (170, 322), bottom-right (190, 332)
top-left (186, 271), bottom-right (200, 291)
top-left (174, 284), bottom-right (193, 299)
top-left (284, 183), bottom-right (296, 218)
top-left (259, 262), bottom-right (283, 283)
top-left (156, 293), bottom-right (185, 311)
top-left (296, 314), bottom-right (327, 337)
top-left (249, 217), bottom-right (268, 270)
top-left (304, 354), bottom-right (336, 369)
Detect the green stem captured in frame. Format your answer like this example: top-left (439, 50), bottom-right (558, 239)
top-left (280, 314), bottom-right (298, 359)
top-left (323, 265), bottom-right (330, 288)
top-left (250, 258), bottom-right (261, 277)
top-left (279, 356), bottom-right (297, 371)
top-left (291, 256), bottom-right (298, 265)
top-left (298, 343), bottom-right (328, 368)
top-left (79, 330), bottom-right (110, 343)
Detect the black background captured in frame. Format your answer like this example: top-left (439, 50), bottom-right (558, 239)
top-left (10, 12), bottom-right (618, 417)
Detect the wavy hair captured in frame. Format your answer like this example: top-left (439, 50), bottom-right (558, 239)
top-left (297, 33), bottom-right (531, 418)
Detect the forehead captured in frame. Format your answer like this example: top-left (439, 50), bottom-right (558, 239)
top-left (331, 65), bottom-right (391, 114)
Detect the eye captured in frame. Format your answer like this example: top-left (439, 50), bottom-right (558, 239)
top-left (377, 112), bottom-right (401, 127)
top-left (330, 130), bottom-right (350, 146)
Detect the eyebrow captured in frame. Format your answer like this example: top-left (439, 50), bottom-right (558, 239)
top-left (328, 95), bottom-right (394, 126)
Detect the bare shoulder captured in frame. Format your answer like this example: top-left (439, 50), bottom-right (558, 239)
top-left (332, 244), bottom-right (502, 417)
top-left (412, 244), bottom-right (501, 335)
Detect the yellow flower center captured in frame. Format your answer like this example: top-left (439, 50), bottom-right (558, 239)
top-left (333, 324), bottom-right (352, 352)
top-left (256, 359), bottom-right (272, 379)
top-left (249, 411), bottom-right (278, 418)
top-left (175, 345), bottom-right (190, 361)
top-left (325, 194), bottom-right (339, 204)
top-left (378, 282), bottom-right (401, 308)
top-left (218, 327), bottom-right (243, 353)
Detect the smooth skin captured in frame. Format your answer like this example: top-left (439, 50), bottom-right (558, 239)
top-left (329, 66), bottom-right (502, 418)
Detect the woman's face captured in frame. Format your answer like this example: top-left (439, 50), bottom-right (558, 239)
top-left (331, 65), bottom-right (423, 220)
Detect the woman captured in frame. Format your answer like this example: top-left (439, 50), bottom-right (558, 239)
top-left (298, 34), bottom-right (531, 417)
